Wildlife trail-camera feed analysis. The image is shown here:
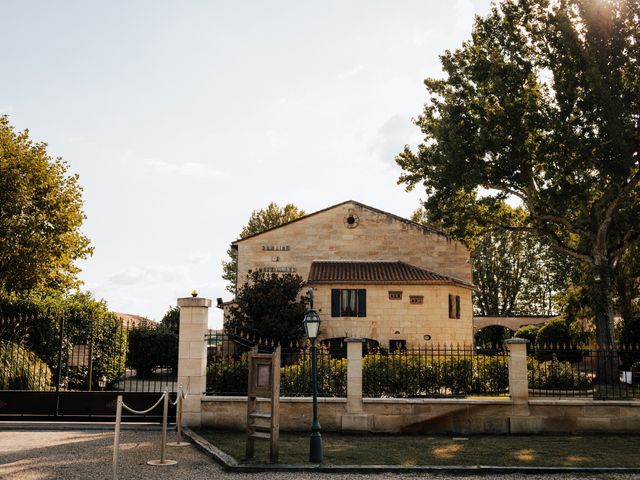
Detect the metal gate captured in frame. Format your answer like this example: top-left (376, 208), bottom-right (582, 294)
top-left (0, 313), bottom-right (177, 421)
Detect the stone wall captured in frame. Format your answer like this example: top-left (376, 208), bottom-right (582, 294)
top-left (200, 396), bottom-right (640, 434)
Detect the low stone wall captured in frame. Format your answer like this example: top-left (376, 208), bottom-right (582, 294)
top-left (201, 396), bottom-right (640, 434)
top-left (202, 397), bottom-right (348, 431)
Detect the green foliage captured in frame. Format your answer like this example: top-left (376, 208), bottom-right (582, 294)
top-left (474, 325), bottom-right (513, 349)
top-left (514, 324), bottom-right (542, 348)
top-left (280, 355), bottom-right (347, 397)
top-left (362, 353), bottom-right (508, 397)
top-left (396, 0), bottom-right (640, 348)
top-left (619, 317), bottom-right (640, 369)
top-left (535, 318), bottom-right (575, 349)
top-left (528, 356), bottom-right (591, 391)
top-left (222, 202), bottom-right (305, 294)
top-left (160, 306), bottom-right (180, 336)
top-left (0, 291), bottom-right (126, 388)
top-left (205, 353), bottom-right (346, 397)
top-left (127, 327), bottom-right (178, 377)
top-left (0, 115), bottom-right (92, 294)
top-left (226, 271), bottom-right (308, 346)
top-left (0, 340), bottom-right (52, 390)
top-left (413, 207), bottom-right (576, 316)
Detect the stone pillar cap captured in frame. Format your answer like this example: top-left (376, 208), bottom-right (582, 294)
top-left (505, 337), bottom-right (530, 344)
top-left (345, 337), bottom-right (365, 343)
top-left (177, 297), bottom-right (212, 308)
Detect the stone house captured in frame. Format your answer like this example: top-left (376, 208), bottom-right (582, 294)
top-left (227, 200), bottom-right (475, 349)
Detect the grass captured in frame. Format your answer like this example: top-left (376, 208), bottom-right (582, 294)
top-left (198, 429), bottom-right (640, 467)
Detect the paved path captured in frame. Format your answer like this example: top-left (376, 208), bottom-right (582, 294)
top-left (0, 429), bottom-right (637, 480)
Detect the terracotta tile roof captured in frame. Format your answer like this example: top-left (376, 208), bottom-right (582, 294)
top-left (308, 261), bottom-right (474, 288)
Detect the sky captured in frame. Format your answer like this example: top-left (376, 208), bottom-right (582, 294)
top-left (1, 1), bottom-right (492, 327)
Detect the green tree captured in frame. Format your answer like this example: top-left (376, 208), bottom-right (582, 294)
top-left (226, 271), bottom-right (308, 346)
top-left (0, 116), bottom-right (92, 293)
top-left (160, 305), bottom-right (180, 335)
top-left (412, 206), bottom-right (576, 316)
top-left (222, 202), bottom-right (305, 294)
top-left (397, 0), bottom-right (640, 352)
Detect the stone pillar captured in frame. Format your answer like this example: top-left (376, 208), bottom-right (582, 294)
top-left (341, 337), bottom-right (370, 432)
top-left (506, 337), bottom-right (536, 433)
top-left (177, 296), bottom-right (211, 427)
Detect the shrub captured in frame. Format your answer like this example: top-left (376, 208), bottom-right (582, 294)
top-left (0, 340), bottom-right (52, 390)
top-left (514, 324), bottom-right (541, 349)
top-left (535, 319), bottom-right (584, 362)
top-left (619, 317), bottom-right (640, 369)
top-left (127, 327), bottom-right (178, 377)
top-left (280, 354), bottom-right (346, 397)
top-left (535, 318), bottom-right (574, 348)
top-left (362, 353), bottom-right (508, 397)
top-left (206, 357), bottom-right (248, 395)
top-left (205, 351), bottom-right (347, 396)
top-left (528, 356), bottom-right (591, 391)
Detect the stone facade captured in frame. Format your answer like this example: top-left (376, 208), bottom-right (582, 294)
top-left (313, 283), bottom-right (473, 346)
top-left (231, 200), bottom-right (474, 348)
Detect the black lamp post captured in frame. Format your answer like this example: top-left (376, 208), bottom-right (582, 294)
top-left (303, 287), bottom-right (322, 463)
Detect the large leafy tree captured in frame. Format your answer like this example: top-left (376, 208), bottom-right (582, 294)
top-left (222, 202), bottom-right (305, 294)
top-left (0, 116), bottom-right (92, 293)
top-left (412, 207), bottom-right (576, 316)
top-left (397, 0), bottom-right (640, 352)
top-left (226, 271), bottom-right (308, 345)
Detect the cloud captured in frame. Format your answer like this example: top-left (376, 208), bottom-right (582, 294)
top-left (338, 64), bottom-right (364, 79)
top-left (369, 114), bottom-right (422, 166)
top-left (145, 159), bottom-right (224, 178)
top-left (108, 265), bottom-right (187, 286)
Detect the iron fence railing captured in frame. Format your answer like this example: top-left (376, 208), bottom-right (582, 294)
top-left (528, 345), bottom-right (640, 399)
top-left (0, 314), bottom-right (176, 393)
top-left (362, 345), bottom-right (509, 398)
top-left (205, 330), bottom-right (346, 396)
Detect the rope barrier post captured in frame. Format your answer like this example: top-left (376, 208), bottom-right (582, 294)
top-left (148, 389), bottom-right (177, 466)
top-left (113, 395), bottom-right (123, 480)
top-left (168, 385), bottom-right (190, 447)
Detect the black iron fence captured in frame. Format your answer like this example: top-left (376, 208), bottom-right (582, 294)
top-left (528, 345), bottom-right (640, 399)
top-left (0, 314), bottom-right (176, 393)
top-left (205, 331), bottom-right (346, 396)
top-left (362, 345), bottom-right (509, 398)
top-left (205, 332), bottom-right (509, 398)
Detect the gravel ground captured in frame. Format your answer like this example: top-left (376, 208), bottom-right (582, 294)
top-left (0, 428), bottom-right (638, 480)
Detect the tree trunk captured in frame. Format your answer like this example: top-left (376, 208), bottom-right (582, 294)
top-left (591, 261), bottom-right (619, 390)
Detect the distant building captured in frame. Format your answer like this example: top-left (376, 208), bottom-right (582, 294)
top-left (226, 200), bottom-right (475, 349)
top-left (113, 312), bottom-right (156, 329)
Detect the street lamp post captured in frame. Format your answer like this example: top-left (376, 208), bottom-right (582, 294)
top-left (303, 287), bottom-right (322, 463)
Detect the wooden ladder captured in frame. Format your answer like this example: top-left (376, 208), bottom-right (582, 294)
top-left (245, 346), bottom-right (280, 463)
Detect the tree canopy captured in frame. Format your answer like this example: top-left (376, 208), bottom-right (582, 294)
top-left (0, 116), bottom-right (92, 294)
top-left (397, 0), bottom-right (640, 348)
top-left (222, 202), bottom-right (305, 294)
top-left (225, 271), bottom-right (308, 345)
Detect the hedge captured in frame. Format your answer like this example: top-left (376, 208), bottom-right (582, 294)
top-left (0, 340), bottom-right (52, 390)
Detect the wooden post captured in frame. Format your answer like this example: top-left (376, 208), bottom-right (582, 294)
top-left (270, 346), bottom-right (281, 463)
top-left (245, 346), bottom-right (258, 460)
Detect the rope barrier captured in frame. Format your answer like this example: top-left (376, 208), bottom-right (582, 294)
top-left (167, 384), bottom-right (190, 447)
top-left (169, 387), bottom-right (186, 407)
top-left (121, 391), bottom-right (167, 415)
top-left (112, 388), bottom-right (179, 480)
